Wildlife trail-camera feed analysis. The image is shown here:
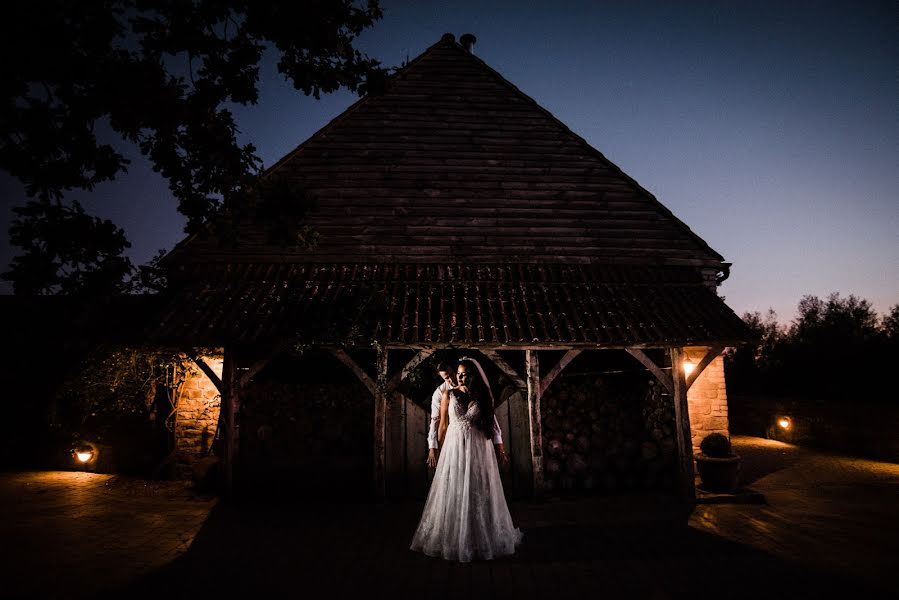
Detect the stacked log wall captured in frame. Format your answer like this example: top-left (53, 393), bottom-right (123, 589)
top-left (238, 380), bottom-right (373, 495)
top-left (540, 373), bottom-right (677, 494)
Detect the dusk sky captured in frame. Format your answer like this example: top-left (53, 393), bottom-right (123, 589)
top-left (1, 0), bottom-right (896, 322)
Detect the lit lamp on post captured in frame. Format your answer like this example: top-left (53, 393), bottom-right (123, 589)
top-left (73, 443), bottom-right (96, 472)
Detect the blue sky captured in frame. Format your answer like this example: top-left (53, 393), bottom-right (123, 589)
top-left (1, 0), bottom-right (896, 322)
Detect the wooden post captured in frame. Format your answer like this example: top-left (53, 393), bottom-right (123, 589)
top-left (373, 347), bottom-right (388, 499)
top-left (670, 347), bottom-right (696, 501)
top-left (221, 347), bottom-right (239, 497)
top-left (525, 350), bottom-right (544, 496)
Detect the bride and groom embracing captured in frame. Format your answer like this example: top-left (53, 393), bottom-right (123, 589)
top-left (409, 356), bottom-right (524, 562)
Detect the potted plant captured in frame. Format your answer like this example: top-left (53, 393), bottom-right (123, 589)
top-left (695, 433), bottom-right (740, 493)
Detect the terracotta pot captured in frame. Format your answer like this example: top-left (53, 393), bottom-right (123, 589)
top-left (695, 454), bottom-right (741, 493)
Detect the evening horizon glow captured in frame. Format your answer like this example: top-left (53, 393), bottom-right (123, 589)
top-left (1, 0), bottom-right (896, 323)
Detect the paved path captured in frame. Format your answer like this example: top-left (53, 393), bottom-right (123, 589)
top-left (1, 436), bottom-right (896, 599)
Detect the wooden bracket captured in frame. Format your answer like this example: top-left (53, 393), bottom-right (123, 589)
top-left (481, 349), bottom-right (527, 389)
top-left (625, 348), bottom-right (673, 394)
top-left (185, 348), bottom-right (223, 394)
top-left (685, 345), bottom-right (725, 391)
top-left (387, 349), bottom-right (434, 392)
top-left (539, 349), bottom-right (582, 397)
top-left (329, 348), bottom-right (378, 398)
top-left (238, 344), bottom-right (283, 389)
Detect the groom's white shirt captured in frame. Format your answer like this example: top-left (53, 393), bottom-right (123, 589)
top-left (427, 381), bottom-right (503, 450)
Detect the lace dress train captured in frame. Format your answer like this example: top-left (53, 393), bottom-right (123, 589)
top-left (410, 392), bottom-right (523, 562)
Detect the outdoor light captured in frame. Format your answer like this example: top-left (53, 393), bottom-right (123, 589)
top-left (73, 443), bottom-right (97, 469)
top-left (778, 417), bottom-right (792, 430)
top-left (683, 360), bottom-right (696, 376)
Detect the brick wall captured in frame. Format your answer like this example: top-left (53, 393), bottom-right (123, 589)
top-left (684, 347), bottom-right (729, 453)
top-left (174, 356), bottom-right (222, 463)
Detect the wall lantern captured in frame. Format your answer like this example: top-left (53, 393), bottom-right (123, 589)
top-left (682, 360), bottom-right (696, 376)
top-left (72, 442), bottom-right (97, 469)
top-left (778, 417), bottom-right (792, 430)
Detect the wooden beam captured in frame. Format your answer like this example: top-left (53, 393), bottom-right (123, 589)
top-left (670, 347), bottom-right (696, 501)
top-left (239, 344), bottom-right (283, 389)
top-left (382, 341), bottom-right (749, 351)
top-left (625, 348), bottom-right (673, 394)
top-left (186, 350), bottom-right (223, 394)
top-left (386, 349), bottom-right (434, 392)
top-left (221, 347), bottom-right (239, 497)
top-left (373, 347), bottom-right (388, 499)
top-left (539, 349), bottom-right (582, 397)
top-left (481, 349), bottom-right (527, 389)
top-left (685, 345), bottom-right (725, 391)
top-left (328, 348), bottom-right (378, 398)
top-left (525, 350), bottom-right (544, 496)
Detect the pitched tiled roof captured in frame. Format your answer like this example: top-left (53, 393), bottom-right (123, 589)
top-left (149, 263), bottom-right (749, 347)
top-left (172, 34), bottom-right (725, 268)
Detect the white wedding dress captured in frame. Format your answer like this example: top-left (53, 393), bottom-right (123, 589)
top-left (410, 390), bottom-right (524, 562)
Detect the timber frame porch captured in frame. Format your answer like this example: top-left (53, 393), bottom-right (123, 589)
top-left (191, 342), bottom-right (727, 502)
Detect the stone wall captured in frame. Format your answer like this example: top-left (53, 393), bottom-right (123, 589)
top-left (174, 356), bottom-right (222, 465)
top-left (684, 348), bottom-right (730, 453)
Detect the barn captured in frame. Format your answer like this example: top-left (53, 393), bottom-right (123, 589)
top-left (152, 33), bottom-right (750, 500)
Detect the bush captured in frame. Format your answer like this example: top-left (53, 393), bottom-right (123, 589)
top-left (699, 433), bottom-right (733, 458)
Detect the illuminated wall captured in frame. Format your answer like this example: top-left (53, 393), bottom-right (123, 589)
top-left (174, 355), bottom-right (223, 463)
top-left (684, 347), bottom-right (730, 453)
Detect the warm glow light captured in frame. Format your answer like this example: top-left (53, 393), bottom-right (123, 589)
top-left (75, 452), bottom-right (93, 463)
top-left (778, 417), bottom-right (791, 430)
top-left (683, 360), bottom-right (696, 376)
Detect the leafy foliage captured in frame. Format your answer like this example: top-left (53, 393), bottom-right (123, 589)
top-left (54, 345), bottom-right (200, 473)
top-left (726, 294), bottom-right (898, 402)
top-left (3, 200), bottom-right (135, 294)
top-left (60, 346), bottom-right (189, 436)
top-left (1, 0), bottom-right (385, 294)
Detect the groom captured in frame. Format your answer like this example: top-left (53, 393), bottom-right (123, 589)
top-left (426, 361), bottom-right (509, 468)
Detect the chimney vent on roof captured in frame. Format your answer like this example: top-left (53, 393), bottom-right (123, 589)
top-left (460, 33), bottom-right (477, 54)
top-left (441, 33), bottom-right (456, 44)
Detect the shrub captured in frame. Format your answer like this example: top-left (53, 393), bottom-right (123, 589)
top-left (699, 432), bottom-right (733, 458)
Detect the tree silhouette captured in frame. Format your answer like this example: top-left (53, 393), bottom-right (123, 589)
top-left (1, 0), bottom-right (386, 294)
top-left (727, 294), bottom-right (896, 402)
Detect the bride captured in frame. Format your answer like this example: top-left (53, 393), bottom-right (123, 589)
top-left (410, 357), bottom-right (524, 561)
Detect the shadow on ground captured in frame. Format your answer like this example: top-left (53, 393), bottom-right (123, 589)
top-left (733, 437), bottom-right (809, 486)
top-left (104, 497), bottom-right (872, 599)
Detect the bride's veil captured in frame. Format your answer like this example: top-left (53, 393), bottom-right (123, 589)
top-left (459, 356), bottom-right (495, 408)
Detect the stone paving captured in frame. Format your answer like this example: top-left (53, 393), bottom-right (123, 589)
top-left (1, 436), bottom-right (896, 599)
